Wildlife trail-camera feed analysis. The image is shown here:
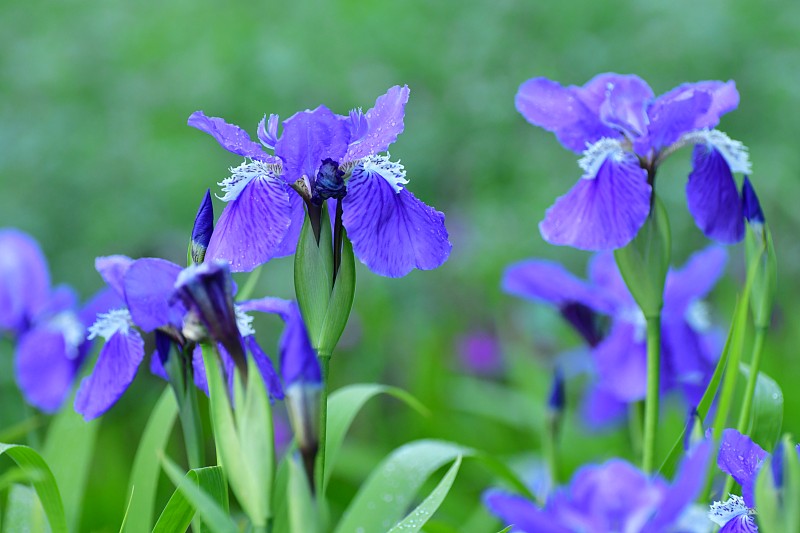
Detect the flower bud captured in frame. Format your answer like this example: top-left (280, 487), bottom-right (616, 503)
top-left (742, 178), bottom-right (776, 330)
top-left (189, 189), bottom-right (214, 265)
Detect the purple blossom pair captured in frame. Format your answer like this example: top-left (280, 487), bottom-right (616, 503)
top-left (517, 74), bottom-right (751, 250)
top-left (484, 439), bottom-right (712, 532)
top-left (710, 429), bottom-right (799, 532)
top-left (0, 229), bottom-right (116, 413)
top-left (503, 246), bottom-right (726, 426)
top-left (75, 255), bottom-right (317, 420)
top-left (188, 85), bottom-right (451, 277)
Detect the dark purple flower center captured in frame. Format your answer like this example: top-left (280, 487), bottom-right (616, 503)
top-left (312, 158), bottom-right (346, 205)
top-left (560, 302), bottom-right (604, 347)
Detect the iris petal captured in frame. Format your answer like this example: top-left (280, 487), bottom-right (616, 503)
top-left (686, 145), bottom-right (744, 244)
top-left (245, 336), bottom-right (285, 401)
top-left (342, 166), bottom-right (451, 278)
top-left (95, 255), bottom-right (134, 300)
top-left (718, 429), bottom-right (768, 507)
top-left (344, 85), bottom-right (409, 160)
top-left (593, 322), bottom-right (647, 402)
top-left (123, 258), bottom-right (184, 332)
top-left (188, 111), bottom-right (274, 163)
top-left (0, 229), bottom-right (51, 333)
top-left (206, 177), bottom-right (293, 272)
top-left (15, 327), bottom-right (78, 413)
top-left (275, 106), bottom-right (349, 184)
top-left (74, 328), bottom-right (145, 420)
top-left (483, 489), bottom-right (570, 533)
top-left (539, 157), bottom-right (651, 251)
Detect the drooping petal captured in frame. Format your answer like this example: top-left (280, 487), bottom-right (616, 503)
top-left (687, 145), bottom-right (745, 243)
top-left (74, 328), bottom-right (145, 420)
top-left (718, 429), bottom-right (768, 507)
top-left (581, 384), bottom-right (628, 428)
top-left (641, 90), bottom-right (712, 152)
top-left (15, 327), bottom-right (78, 413)
top-left (709, 496), bottom-right (755, 529)
top-left (238, 296), bottom-right (294, 319)
top-left (191, 344), bottom-right (209, 396)
top-left (644, 439), bottom-right (712, 533)
top-left (661, 320), bottom-right (716, 405)
top-left (502, 259), bottom-right (613, 313)
top-left (597, 74), bottom-right (654, 138)
top-left (123, 258), bottom-right (184, 332)
top-left (653, 80), bottom-right (739, 134)
top-left (275, 106), bottom-right (349, 184)
top-left (587, 252), bottom-right (635, 310)
top-left (78, 287), bottom-right (125, 329)
top-left (257, 113), bottom-right (280, 149)
top-left (515, 78), bottom-right (618, 153)
top-left (741, 177), bottom-right (765, 226)
top-left (272, 187), bottom-right (305, 259)
top-left (483, 490), bottom-right (570, 533)
top-left (592, 322), bottom-right (647, 402)
top-left (188, 111), bottom-right (275, 163)
top-left (206, 176), bottom-right (293, 272)
top-left (342, 165), bottom-right (451, 277)
top-left (664, 246), bottom-right (728, 315)
top-left (719, 514), bottom-right (759, 533)
top-left (37, 285), bottom-right (78, 318)
top-left (148, 330), bottom-right (173, 381)
top-left (245, 336), bottom-right (285, 401)
top-left (344, 85), bottom-right (409, 160)
top-left (0, 228), bottom-right (51, 333)
top-left (95, 255), bottom-right (134, 299)
top-left (278, 304), bottom-right (321, 387)
top-left (539, 156), bottom-right (651, 251)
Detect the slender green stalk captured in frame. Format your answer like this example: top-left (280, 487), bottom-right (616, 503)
top-left (177, 384), bottom-right (205, 470)
top-left (736, 327), bottom-right (768, 433)
top-left (237, 264), bottom-right (264, 302)
top-left (643, 315), bottom-right (661, 473)
top-left (315, 352), bottom-right (331, 495)
top-left (542, 417), bottom-right (559, 485)
top-left (628, 401), bottom-right (644, 461)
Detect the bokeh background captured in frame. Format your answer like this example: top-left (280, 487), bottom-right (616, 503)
top-left (2, 0), bottom-right (799, 530)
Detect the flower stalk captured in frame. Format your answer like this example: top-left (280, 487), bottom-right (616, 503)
top-left (643, 315), bottom-right (661, 473)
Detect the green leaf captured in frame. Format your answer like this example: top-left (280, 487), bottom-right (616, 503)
top-left (294, 207), bottom-right (333, 348)
top-left (755, 435), bottom-right (800, 532)
top-left (43, 397), bottom-right (99, 531)
top-left (287, 455), bottom-right (319, 533)
top-left (318, 230), bottom-right (356, 355)
top-left (0, 443), bottom-right (67, 533)
top-left (160, 457), bottom-right (238, 533)
top-left (334, 440), bottom-right (469, 533)
top-left (324, 384), bottom-right (428, 494)
top-left (4, 484), bottom-right (48, 533)
top-left (123, 388), bottom-right (179, 533)
top-left (152, 466), bottom-right (228, 533)
top-left (386, 455), bottom-right (462, 533)
top-left (202, 346), bottom-right (263, 526)
top-left (270, 457), bottom-right (291, 533)
top-left (740, 365), bottom-right (783, 451)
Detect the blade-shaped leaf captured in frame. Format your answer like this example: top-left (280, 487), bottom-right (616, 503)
top-left (0, 443), bottom-right (67, 533)
top-left (334, 440), bottom-right (469, 533)
top-left (3, 484), bottom-right (48, 533)
top-left (288, 455), bottom-right (319, 533)
top-left (740, 365), bottom-right (783, 451)
top-left (123, 388), bottom-right (179, 533)
top-left (318, 230), bottom-right (356, 356)
top-left (324, 384), bottom-right (428, 494)
top-left (160, 457), bottom-right (238, 533)
top-left (294, 206), bottom-right (333, 347)
top-left (387, 455), bottom-right (462, 533)
top-left (152, 466), bottom-right (228, 533)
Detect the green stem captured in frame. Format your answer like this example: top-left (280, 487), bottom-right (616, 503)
top-left (628, 401), bottom-right (644, 461)
top-left (177, 384), bottom-right (205, 470)
top-left (736, 327), bottom-right (768, 434)
top-left (542, 416), bottom-right (559, 485)
top-left (237, 264), bottom-right (263, 302)
top-left (315, 352), bottom-right (331, 496)
top-left (643, 315), bottom-right (661, 473)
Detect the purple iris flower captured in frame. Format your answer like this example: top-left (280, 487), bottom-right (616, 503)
top-left (75, 256), bottom-right (282, 419)
top-left (502, 246), bottom-right (726, 427)
top-left (456, 331), bottom-right (503, 375)
top-left (189, 85), bottom-right (452, 277)
top-left (711, 429), bottom-right (800, 532)
top-left (516, 74), bottom-right (749, 249)
top-left (485, 439), bottom-right (712, 532)
top-left (0, 229), bottom-right (117, 413)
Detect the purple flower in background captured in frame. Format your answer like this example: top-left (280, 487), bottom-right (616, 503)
top-left (516, 74), bottom-right (749, 249)
top-left (0, 229), bottom-right (116, 413)
top-left (75, 256), bottom-right (282, 419)
top-left (189, 85), bottom-right (451, 277)
top-left (456, 331), bottom-right (503, 375)
top-left (502, 246), bottom-right (726, 426)
top-left (485, 439), bottom-right (712, 532)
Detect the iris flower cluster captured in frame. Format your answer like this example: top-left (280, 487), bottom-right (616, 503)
top-left (517, 74), bottom-right (750, 250)
top-left (188, 85), bottom-right (451, 277)
top-left (503, 246), bottom-right (726, 426)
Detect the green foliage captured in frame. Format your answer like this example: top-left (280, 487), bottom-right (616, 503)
top-left (160, 458), bottom-right (238, 533)
top-left (287, 455), bottom-right (320, 533)
top-left (740, 365), bottom-right (784, 451)
top-left (755, 435), bottom-right (800, 532)
top-left (153, 465), bottom-right (228, 533)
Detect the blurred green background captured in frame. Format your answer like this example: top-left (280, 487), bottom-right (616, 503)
top-left (2, 0), bottom-right (799, 530)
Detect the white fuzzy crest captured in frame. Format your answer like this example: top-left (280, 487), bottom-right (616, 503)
top-left (359, 153), bottom-right (408, 193)
top-left (48, 311), bottom-right (86, 358)
top-left (235, 305), bottom-right (255, 338)
top-left (708, 495), bottom-right (751, 527)
top-left (87, 308), bottom-right (133, 341)
top-left (682, 129), bottom-right (752, 175)
top-left (685, 300), bottom-right (712, 333)
top-left (578, 138), bottom-right (629, 180)
top-left (218, 160), bottom-right (279, 202)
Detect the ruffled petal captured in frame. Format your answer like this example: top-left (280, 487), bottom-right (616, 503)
top-left (515, 78), bottom-right (617, 153)
top-left (15, 327), bottom-right (78, 413)
top-left (592, 322), bottom-right (647, 402)
top-left (502, 259), bottom-right (612, 313)
top-left (238, 296), bottom-right (294, 318)
top-left (74, 328), bottom-right (145, 420)
top-left (483, 489), bottom-right (570, 533)
top-left (78, 287), bottom-right (125, 329)
top-left (653, 80), bottom-right (739, 134)
top-left (641, 90), bottom-right (712, 152)
top-left (664, 246), bottom-right (727, 314)
top-left (245, 336), bottom-right (285, 401)
top-left (342, 166), bottom-right (451, 277)
top-left (344, 85), bottom-right (409, 160)
top-left (206, 176), bottom-right (293, 272)
top-left (539, 157), bottom-right (651, 251)
top-left (272, 188), bottom-right (305, 258)
top-left (275, 106), bottom-right (349, 184)
top-left (187, 111), bottom-right (275, 163)
top-left (719, 514), bottom-right (759, 533)
top-left (0, 228), bottom-right (50, 333)
top-left (597, 74), bottom-right (654, 137)
top-left (687, 145), bottom-right (745, 243)
top-left (95, 255), bottom-right (134, 300)
top-left (718, 429), bottom-right (768, 507)
top-left (123, 258), bottom-right (184, 332)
